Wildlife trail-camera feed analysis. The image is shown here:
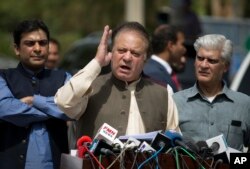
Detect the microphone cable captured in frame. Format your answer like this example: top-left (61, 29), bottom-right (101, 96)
top-left (140, 151), bottom-right (155, 169)
top-left (179, 153), bottom-right (192, 169)
top-left (105, 146), bottom-right (128, 169)
top-left (98, 155), bottom-right (103, 169)
top-left (177, 142), bottom-right (215, 169)
top-left (137, 146), bottom-right (164, 169)
top-left (212, 159), bottom-right (223, 169)
top-left (155, 154), bottom-right (160, 169)
top-left (174, 148), bottom-right (181, 169)
top-left (119, 147), bottom-right (126, 169)
top-left (89, 156), bottom-right (97, 169)
top-left (106, 140), bottom-right (132, 169)
top-left (130, 149), bottom-right (140, 169)
top-left (208, 156), bottom-right (215, 169)
top-left (194, 149), bottom-right (215, 169)
top-left (177, 146), bottom-right (206, 169)
top-left (133, 151), bottom-right (155, 169)
top-left (84, 145), bottom-right (106, 169)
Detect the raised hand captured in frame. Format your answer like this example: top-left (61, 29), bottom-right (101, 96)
top-left (95, 25), bottom-right (112, 67)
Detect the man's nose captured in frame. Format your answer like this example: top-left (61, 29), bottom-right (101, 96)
top-left (123, 51), bottom-right (132, 61)
top-left (34, 42), bottom-right (41, 51)
top-left (200, 59), bottom-right (209, 67)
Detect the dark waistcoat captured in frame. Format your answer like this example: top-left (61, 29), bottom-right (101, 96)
top-left (76, 73), bottom-right (169, 140)
top-left (0, 63), bottom-right (68, 169)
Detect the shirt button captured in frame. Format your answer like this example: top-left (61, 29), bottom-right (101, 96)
top-left (20, 155), bottom-right (24, 159)
top-left (120, 110), bottom-right (126, 115)
top-left (22, 139), bottom-right (26, 144)
top-left (210, 122), bottom-right (214, 125)
top-left (122, 94), bottom-right (126, 99)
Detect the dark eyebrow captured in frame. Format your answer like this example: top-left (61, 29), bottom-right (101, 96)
top-left (196, 55), bottom-right (220, 64)
top-left (23, 40), bottom-right (48, 46)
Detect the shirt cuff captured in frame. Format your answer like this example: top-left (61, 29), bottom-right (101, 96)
top-left (33, 95), bottom-right (46, 109)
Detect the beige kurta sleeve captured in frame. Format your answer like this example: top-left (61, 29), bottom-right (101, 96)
top-left (166, 89), bottom-right (180, 132)
top-left (55, 59), bottom-right (101, 119)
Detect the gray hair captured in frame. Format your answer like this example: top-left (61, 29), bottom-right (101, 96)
top-left (194, 34), bottom-right (233, 63)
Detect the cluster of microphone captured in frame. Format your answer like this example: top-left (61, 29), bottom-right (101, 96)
top-left (76, 123), bottom-right (240, 164)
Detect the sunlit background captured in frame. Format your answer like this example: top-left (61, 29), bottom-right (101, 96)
top-left (1, 0), bottom-right (250, 85)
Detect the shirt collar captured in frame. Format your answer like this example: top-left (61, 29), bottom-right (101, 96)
top-left (187, 81), bottom-right (234, 102)
top-left (151, 55), bottom-right (172, 74)
top-left (111, 73), bottom-right (143, 91)
top-left (127, 78), bottom-right (141, 91)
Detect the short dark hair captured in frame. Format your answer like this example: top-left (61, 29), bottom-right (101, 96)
top-left (111, 21), bottom-right (151, 58)
top-left (151, 24), bottom-right (178, 54)
top-left (13, 19), bottom-right (50, 47)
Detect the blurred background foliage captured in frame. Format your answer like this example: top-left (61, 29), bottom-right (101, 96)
top-left (0, 0), bottom-right (124, 58)
top-left (1, 0), bottom-right (250, 60)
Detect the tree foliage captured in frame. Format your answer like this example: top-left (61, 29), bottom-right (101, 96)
top-left (0, 0), bottom-right (126, 58)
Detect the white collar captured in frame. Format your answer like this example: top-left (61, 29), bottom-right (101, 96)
top-left (151, 55), bottom-right (172, 74)
top-left (126, 77), bottom-right (141, 91)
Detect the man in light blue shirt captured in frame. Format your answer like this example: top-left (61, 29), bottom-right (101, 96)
top-left (0, 19), bottom-right (71, 169)
top-left (173, 34), bottom-right (250, 151)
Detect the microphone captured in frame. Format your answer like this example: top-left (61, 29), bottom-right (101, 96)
top-left (89, 139), bottom-right (114, 156)
top-left (196, 140), bottom-right (209, 151)
top-left (76, 136), bottom-right (92, 158)
top-left (182, 136), bottom-right (200, 154)
top-left (125, 137), bottom-right (141, 150)
top-left (138, 141), bottom-right (156, 152)
top-left (196, 140), bottom-right (211, 155)
top-left (118, 130), bottom-right (160, 143)
top-left (89, 123), bottom-right (118, 156)
top-left (205, 134), bottom-right (230, 163)
top-left (94, 123), bottom-right (118, 145)
top-left (164, 130), bottom-right (182, 146)
top-left (112, 138), bottom-right (125, 152)
top-left (210, 142), bottom-right (220, 154)
top-left (150, 131), bottom-right (172, 152)
top-left (164, 130), bottom-right (198, 153)
top-left (206, 134), bottom-right (228, 155)
top-left (196, 135), bottom-right (242, 163)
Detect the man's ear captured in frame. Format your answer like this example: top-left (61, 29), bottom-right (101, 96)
top-left (167, 41), bottom-right (175, 51)
top-left (223, 62), bottom-right (230, 73)
top-left (14, 43), bottom-right (20, 56)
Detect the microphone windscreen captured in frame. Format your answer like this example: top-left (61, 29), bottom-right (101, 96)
top-left (196, 140), bottom-right (214, 157)
top-left (77, 136), bottom-right (93, 158)
top-left (77, 136), bottom-right (92, 147)
top-left (164, 130), bottom-right (182, 146)
top-left (196, 140), bottom-right (209, 151)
